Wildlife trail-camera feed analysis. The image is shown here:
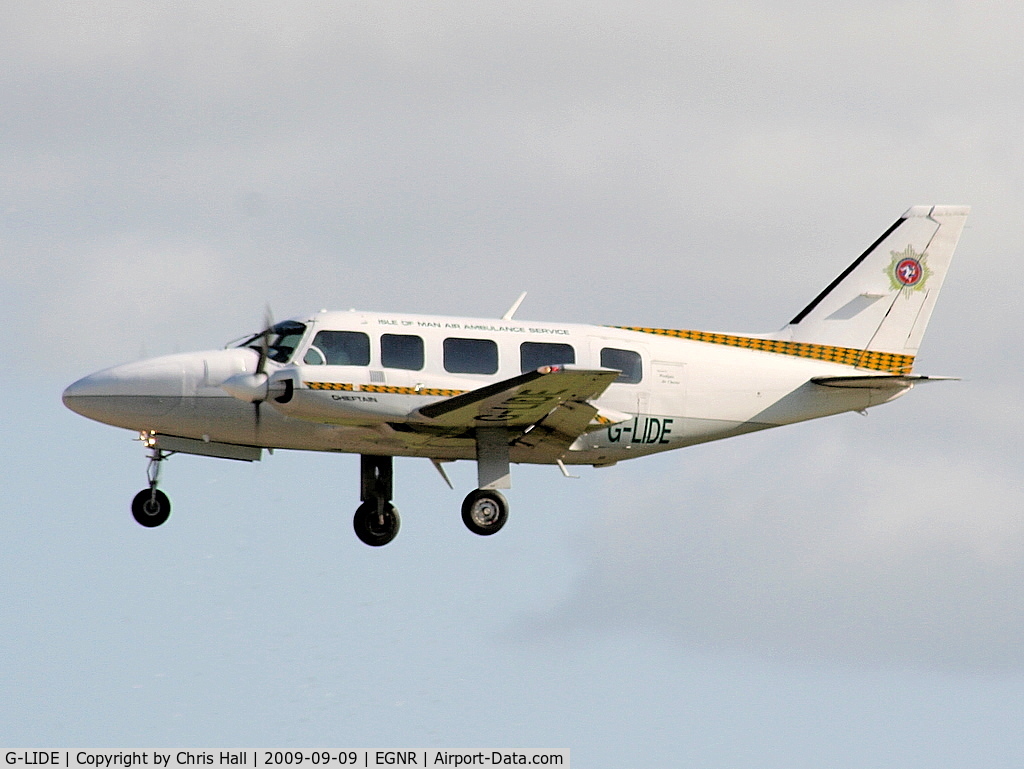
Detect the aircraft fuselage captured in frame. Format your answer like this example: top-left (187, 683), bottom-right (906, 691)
top-left (63, 309), bottom-right (901, 466)
top-left (61, 205), bottom-right (968, 544)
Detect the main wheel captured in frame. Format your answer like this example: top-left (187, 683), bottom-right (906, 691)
top-left (131, 488), bottom-right (171, 527)
top-left (353, 500), bottom-right (400, 547)
top-left (461, 489), bottom-right (508, 536)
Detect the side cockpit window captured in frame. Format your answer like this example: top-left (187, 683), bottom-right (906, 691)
top-left (304, 330), bottom-right (370, 366)
top-left (601, 347), bottom-right (642, 384)
top-left (236, 320), bottom-right (307, 363)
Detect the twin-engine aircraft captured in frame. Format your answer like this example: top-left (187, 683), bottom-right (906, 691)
top-left (64, 206), bottom-right (968, 546)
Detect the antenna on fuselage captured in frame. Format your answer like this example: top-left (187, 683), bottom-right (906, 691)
top-left (501, 291), bottom-right (527, 320)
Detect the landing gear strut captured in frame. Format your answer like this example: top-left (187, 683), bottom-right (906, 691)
top-left (131, 441), bottom-right (172, 527)
top-left (353, 455), bottom-right (400, 546)
top-left (459, 427), bottom-right (511, 536)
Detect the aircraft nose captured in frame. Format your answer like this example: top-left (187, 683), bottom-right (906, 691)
top-left (62, 373), bottom-right (102, 416)
top-left (62, 357), bottom-right (188, 426)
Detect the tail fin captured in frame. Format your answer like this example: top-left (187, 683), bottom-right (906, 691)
top-left (775, 205), bottom-right (968, 368)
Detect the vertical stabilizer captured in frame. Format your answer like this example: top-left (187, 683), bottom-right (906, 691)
top-left (775, 205), bottom-right (968, 365)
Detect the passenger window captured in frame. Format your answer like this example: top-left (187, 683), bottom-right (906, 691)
top-left (601, 347), bottom-right (642, 384)
top-left (444, 338), bottom-right (499, 374)
top-left (304, 330), bottom-right (370, 366)
top-left (520, 342), bottom-right (575, 373)
top-left (381, 334), bottom-right (424, 371)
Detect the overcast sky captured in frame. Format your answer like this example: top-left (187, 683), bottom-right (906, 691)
top-left (3, 2), bottom-right (1023, 766)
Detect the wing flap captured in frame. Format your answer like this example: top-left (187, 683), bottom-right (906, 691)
top-left (511, 400), bottom-right (600, 462)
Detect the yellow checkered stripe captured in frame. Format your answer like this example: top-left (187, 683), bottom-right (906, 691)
top-left (614, 327), bottom-right (915, 374)
top-left (303, 382), bottom-right (466, 396)
top-left (305, 382), bottom-right (354, 391)
top-left (361, 384), bottom-right (465, 396)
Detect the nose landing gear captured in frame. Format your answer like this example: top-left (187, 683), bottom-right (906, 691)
top-left (131, 437), bottom-right (172, 527)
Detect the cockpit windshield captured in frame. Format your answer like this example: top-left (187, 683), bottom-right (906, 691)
top-left (232, 320), bottom-right (308, 364)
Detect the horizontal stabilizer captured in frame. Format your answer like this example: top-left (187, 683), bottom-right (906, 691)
top-left (811, 374), bottom-right (959, 390)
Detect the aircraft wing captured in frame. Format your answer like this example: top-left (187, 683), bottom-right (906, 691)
top-left (416, 366), bottom-right (620, 430)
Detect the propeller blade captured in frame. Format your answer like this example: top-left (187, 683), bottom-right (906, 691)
top-left (256, 304), bottom-right (275, 376)
top-left (255, 305), bottom-right (275, 439)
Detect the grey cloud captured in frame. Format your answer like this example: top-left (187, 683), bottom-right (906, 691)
top-left (523, 407), bottom-right (1024, 671)
top-left (3, 4), bottom-right (1020, 436)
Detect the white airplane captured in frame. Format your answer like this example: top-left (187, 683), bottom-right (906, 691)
top-left (63, 205), bottom-right (968, 546)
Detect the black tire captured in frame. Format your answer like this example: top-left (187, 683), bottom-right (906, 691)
top-left (353, 500), bottom-right (400, 547)
top-left (461, 489), bottom-right (508, 536)
top-left (131, 488), bottom-right (171, 528)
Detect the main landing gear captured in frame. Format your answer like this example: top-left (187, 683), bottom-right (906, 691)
top-left (131, 440), bottom-right (172, 527)
top-left (353, 442), bottom-right (513, 546)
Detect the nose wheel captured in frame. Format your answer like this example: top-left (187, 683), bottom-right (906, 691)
top-left (131, 437), bottom-right (172, 527)
top-left (132, 488), bottom-right (171, 527)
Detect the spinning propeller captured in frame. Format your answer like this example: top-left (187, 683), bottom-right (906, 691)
top-left (220, 306), bottom-right (279, 432)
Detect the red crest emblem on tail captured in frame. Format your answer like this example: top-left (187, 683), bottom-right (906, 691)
top-left (895, 257), bottom-right (923, 286)
top-left (886, 245), bottom-right (932, 292)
